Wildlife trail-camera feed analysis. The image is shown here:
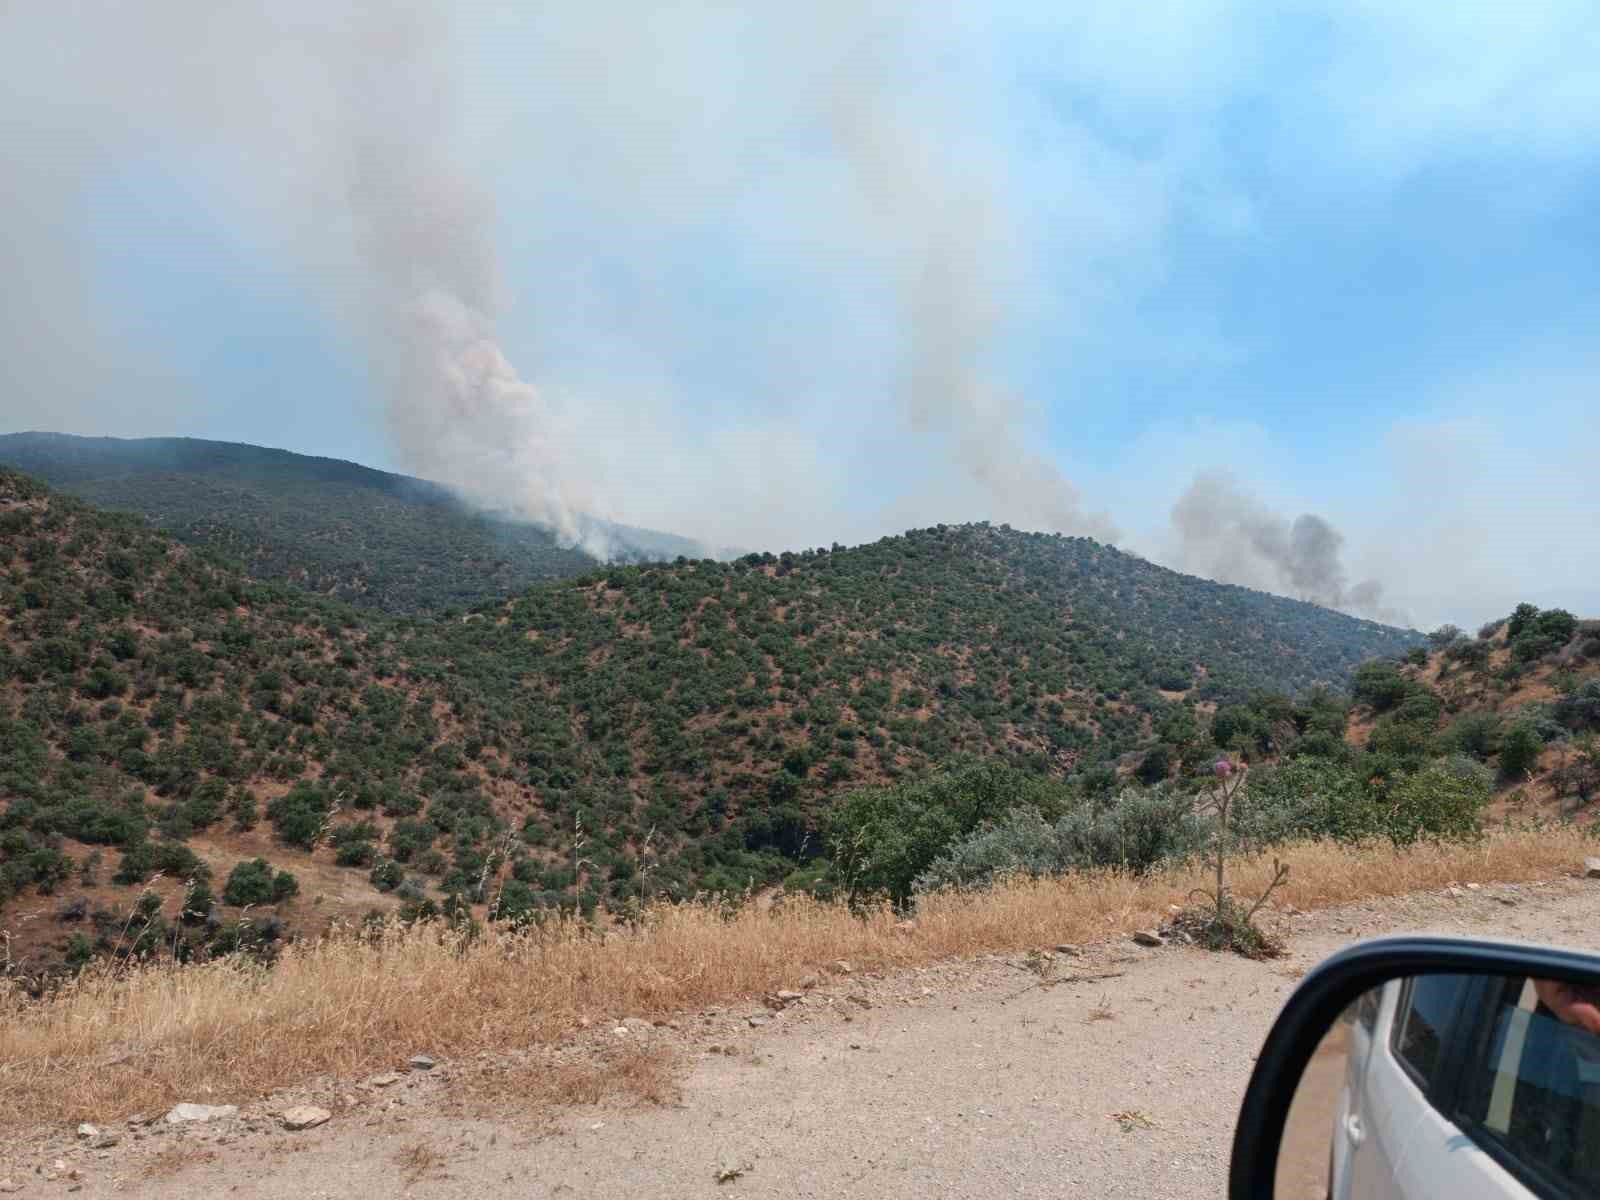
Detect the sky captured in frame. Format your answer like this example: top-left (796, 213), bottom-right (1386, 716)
top-left (1, 2), bottom-right (1596, 631)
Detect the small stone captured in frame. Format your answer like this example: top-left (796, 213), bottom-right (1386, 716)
top-left (0, 1179), bottom-right (21, 1193)
top-left (1132, 930), bottom-right (1164, 948)
top-left (90, 1133), bottom-right (120, 1150)
top-left (774, 990), bottom-right (803, 1004)
top-left (366, 1072), bottom-right (402, 1088)
top-left (798, 973), bottom-right (821, 989)
top-left (408, 1055), bottom-right (435, 1071)
top-left (164, 1103), bottom-right (238, 1125)
top-left (76, 1124), bottom-right (99, 1140)
top-left (747, 1014), bottom-right (771, 1029)
top-left (1446, 886), bottom-right (1465, 899)
top-left (1465, 882), bottom-right (1481, 890)
top-left (279, 1105), bottom-right (331, 1131)
top-left (1052, 944), bottom-right (1081, 957)
top-left (620, 1017), bottom-right (654, 1035)
top-left (1585, 857), bottom-right (1600, 879)
top-left (832, 960), bottom-right (853, 974)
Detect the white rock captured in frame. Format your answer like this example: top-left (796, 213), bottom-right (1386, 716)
top-left (366, 1072), bottom-right (402, 1088)
top-left (1132, 930), bottom-right (1164, 948)
top-left (1585, 857), bottom-right (1600, 879)
top-left (0, 1179), bottom-right (21, 1193)
top-left (408, 1055), bottom-right (435, 1071)
top-left (279, 1105), bottom-right (331, 1131)
top-left (164, 1103), bottom-right (238, 1125)
top-left (76, 1123), bottom-right (99, 1140)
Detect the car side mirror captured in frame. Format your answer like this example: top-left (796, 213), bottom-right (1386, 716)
top-left (1230, 936), bottom-right (1600, 1199)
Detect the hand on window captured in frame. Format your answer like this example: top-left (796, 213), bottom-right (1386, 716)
top-left (1534, 978), bottom-right (1600, 1036)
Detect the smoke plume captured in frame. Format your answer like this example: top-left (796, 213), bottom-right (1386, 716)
top-left (0, 2), bottom-right (1111, 557)
top-left (1170, 472), bottom-right (1406, 624)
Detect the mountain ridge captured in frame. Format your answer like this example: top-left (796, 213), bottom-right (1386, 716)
top-left (0, 432), bottom-right (705, 613)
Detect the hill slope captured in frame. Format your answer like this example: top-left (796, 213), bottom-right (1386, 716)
top-left (0, 470), bottom-right (1421, 971)
top-left (1339, 611), bottom-right (1600, 815)
top-left (0, 432), bottom-right (702, 613)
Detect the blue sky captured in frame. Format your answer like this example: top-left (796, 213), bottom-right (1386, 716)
top-left (1, 2), bottom-right (1596, 629)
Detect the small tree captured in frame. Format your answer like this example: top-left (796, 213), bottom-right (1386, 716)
top-left (1498, 722), bottom-right (1545, 781)
top-left (223, 858), bottom-right (275, 907)
top-left (1182, 758), bottom-right (1288, 958)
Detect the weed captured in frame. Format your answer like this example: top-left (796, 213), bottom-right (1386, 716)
top-left (1109, 1109), bottom-right (1154, 1132)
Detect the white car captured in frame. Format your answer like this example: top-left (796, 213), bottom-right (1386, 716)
top-left (1231, 938), bottom-right (1600, 1200)
top-left (1331, 973), bottom-right (1600, 1198)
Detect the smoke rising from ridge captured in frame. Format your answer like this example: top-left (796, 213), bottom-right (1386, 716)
top-left (0, 2), bottom-right (1114, 558)
top-left (1170, 472), bottom-right (1406, 624)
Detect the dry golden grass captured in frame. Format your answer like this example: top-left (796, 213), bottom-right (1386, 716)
top-left (0, 827), bottom-right (1589, 1132)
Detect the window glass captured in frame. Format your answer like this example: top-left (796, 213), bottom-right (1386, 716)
top-left (1392, 974), bottom-right (1469, 1087)
top-left (1462, 979), bottom-right (1600, 1195)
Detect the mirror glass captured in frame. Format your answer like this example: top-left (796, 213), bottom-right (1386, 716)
top-left (1276, 972), bottom-right (1600, 1199)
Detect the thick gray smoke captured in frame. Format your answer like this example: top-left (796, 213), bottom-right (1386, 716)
top-left (0, 2), bottom-right (1110, 557)
top-left (1171, 472), bottom-right (1406, 624)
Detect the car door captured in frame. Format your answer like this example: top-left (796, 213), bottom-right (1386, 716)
top-left (1340, 977), bottom-right (1443, 1199)
top-left (1355, 974), bottom-right (1538, 1199)
top-left (1331, 981), bottom-right (1388, 1199)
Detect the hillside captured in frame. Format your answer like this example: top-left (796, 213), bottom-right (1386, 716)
top-left (1342, 611), bottom-right (1600, 816)
top-left (0, 469), bottom-right (1421, 972)
top-left (0, 432), bottom-right (702, 614)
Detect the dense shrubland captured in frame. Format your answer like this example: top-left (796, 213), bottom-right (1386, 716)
top-left (7, 464), bottom-right (1592, 974)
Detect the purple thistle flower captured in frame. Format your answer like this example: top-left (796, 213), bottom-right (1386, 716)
top-left (1213, 759), bottom-right (1234, 778)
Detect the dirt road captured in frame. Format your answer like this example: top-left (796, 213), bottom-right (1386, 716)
top-left (9, 876), bottom-right (1596, 1199)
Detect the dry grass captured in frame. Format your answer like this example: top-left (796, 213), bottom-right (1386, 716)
top-left (394, 1140), bottom-right (447, 1184)
top-left (0, 827), bottom-right (1591, 1132)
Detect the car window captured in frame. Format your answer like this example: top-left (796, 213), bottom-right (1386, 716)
top-left (1392, 974), bottom-right (1470, 1088)
top-left (1461, 979), bottom-right (1600, 1196)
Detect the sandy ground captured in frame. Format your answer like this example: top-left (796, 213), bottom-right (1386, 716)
top-left (7, 876), bottom-right (1598, 1199)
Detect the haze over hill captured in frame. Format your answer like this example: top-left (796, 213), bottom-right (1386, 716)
top-left (0, 432), bottom-right (704, 613)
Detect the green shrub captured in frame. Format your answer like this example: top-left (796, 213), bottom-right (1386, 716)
top-left (220, 857), bottom-right (297, 906)
top-left (913, 786), bottom-right (1207, 894)
top-left (1234, 759), bottom-right (1384, 844)
top-left (828, 761), bottom-right (1070, 903)
top-left (1498, 722), bottom-right (1545, 779)
top-left (1351, 661), bottom-right (1413, 712)
top-left (1136, 744), bottom-right (1173, 784)
top-left (1443, 712), bottom-right (1502, 760)
top-left (265, 781), bottom-right (330, 848)
top-left (369, 860), bottom-right (404, 892)
top-left (1385, 757), bottom-right (1490, 844)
